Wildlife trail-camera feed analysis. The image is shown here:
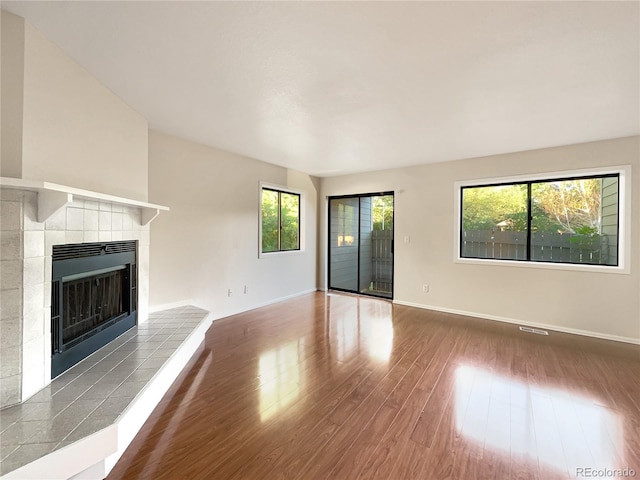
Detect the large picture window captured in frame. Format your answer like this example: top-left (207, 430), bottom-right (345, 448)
top-left (261, 187), bottom-right (301, 254)
top-left (460, 173), bottom-right (620, 266)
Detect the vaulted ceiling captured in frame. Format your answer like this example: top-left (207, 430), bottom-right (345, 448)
top-left (3, 1), bottom-right (639, 176)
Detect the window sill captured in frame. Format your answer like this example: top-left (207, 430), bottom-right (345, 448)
top-left (259, 249), bottom-right (305, 259)
top-left (455, 256), bottom-right (629, 274)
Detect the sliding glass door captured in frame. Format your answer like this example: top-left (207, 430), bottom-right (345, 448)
top-left (328, 193), bottom-right (394, 299)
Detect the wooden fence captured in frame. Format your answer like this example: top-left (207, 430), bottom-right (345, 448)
top-left (461, 230), bottom-right (612, 265)
top-left (371, 229), bottom-right (393, 291)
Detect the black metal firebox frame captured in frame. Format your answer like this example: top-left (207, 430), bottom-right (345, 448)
top-left (51, 241), bottom-right (137, 378)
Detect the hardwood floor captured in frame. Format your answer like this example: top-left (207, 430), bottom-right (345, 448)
top-left (107, 292), bottom-right (640, 480)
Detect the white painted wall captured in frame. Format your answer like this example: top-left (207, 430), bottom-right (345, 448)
top-left (148, 131), bottom-right (318, 317)
top-left (8, 15), bottom-right (149, 201)
top-left (319, 136), bottom-right (640, 343)
top-left (0, 11), bottom-right (25, 178)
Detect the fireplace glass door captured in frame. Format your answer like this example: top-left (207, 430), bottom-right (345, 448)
top-left (51, 241), bottom-right (137, 377)
top-left (62, 267), bottom-right (128, 345)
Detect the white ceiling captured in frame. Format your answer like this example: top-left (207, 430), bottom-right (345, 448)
top-left (3, 1), bottom-right (639, 177)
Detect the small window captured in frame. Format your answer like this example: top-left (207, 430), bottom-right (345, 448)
top-left (261, 187), bottom-right (301, 254)
top-left (460, 173), bottom-right (620, 267)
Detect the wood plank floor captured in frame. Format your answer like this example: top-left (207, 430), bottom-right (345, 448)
top-left (107, 292), bottom-right (640, 480)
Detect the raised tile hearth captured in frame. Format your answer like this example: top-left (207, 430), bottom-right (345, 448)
top-left (0, 305), bottom-right (211, 480)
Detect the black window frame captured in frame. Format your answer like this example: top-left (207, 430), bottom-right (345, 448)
top-left (260, 187), bottom-right (301, 254)
top-left (459, 173), bottom-right (621, 267)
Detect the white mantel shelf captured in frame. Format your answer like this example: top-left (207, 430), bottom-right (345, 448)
top-left (0, 177), bottom-right (169, 225)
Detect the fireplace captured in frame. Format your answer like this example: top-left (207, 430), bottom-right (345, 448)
top-left (51, 241), bottom-right (138, 377)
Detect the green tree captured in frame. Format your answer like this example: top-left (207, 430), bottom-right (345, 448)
top-left (280, 192), bottom-right (299, 250)
top-left (372, 195), bottom-right (393, 231)
top-left (462, 179), bottom-right (604, 234)
top-left (462, 184), bottom-right (527, 231)
top-left (531, 179), bottom-right (602, 234)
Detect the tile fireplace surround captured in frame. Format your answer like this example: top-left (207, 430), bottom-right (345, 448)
top-left (0, 183), bottom-right (158, 409)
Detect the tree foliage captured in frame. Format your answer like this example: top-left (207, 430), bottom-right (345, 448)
top-left (462, 184), bottom-right (527, 231)
top-left (532, 179), bottom-right (601, 233)
top-left (462, 178), bottom-right (603, 234)
top-left (262, 190), bottom-right (279, 252)
top-left (280, 193), bottom-right (300, 250)
top-left (372, 195), bottom-right (394, 231)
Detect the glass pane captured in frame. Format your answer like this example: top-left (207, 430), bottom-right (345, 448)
top-left (372, 195), bottom-right (394, 232)
top-left (261, 189), bottom-right (279, 253)
top-left (360, 195), bottom-right (393, 298)
top-left (280, 192), bottom-right (300, 251)
top-left (62, 269), bottom-right (125, 344)
top-left (461, 184), bottom-right (528, 260)
top-left (329, 198), bottom-right (359, 291)
top-left (531, 177), bottom-right (618, 265)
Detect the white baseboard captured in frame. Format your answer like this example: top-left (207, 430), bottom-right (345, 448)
top-left (210, 288), bottom-right (319, 322)
top-left (393, 299), bottom-right (640, 346)
top-left (258, 288), bottom-right (318, 307)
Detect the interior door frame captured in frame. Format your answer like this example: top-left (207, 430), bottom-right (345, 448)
top-left (327, 191), bottom-right (395, 300)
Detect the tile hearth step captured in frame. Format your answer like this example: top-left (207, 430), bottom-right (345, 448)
top-left (0, 305), bottom-right (212, 480)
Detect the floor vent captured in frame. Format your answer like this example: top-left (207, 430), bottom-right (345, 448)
top-left (519, 326), bottom-right (549, 336)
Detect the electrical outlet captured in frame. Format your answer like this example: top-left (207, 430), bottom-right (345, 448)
top-left (422, 284), bottom-right (429, 293)
top-left (244, 285), bottom-right (248, 294)
top-left (227, 288), bottom-right (233, 297)
top-left (404, 235), bottom-right (410, 244)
